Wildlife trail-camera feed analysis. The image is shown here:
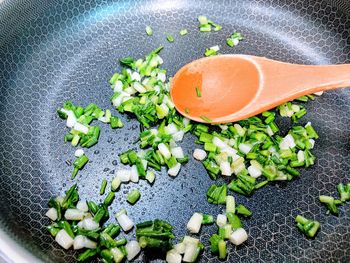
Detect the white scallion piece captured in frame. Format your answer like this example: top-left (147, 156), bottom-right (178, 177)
top-left (297, 150), bottom-right (305, 162)
top-left (216, 214), bottom-right (227, 227)
top-left (172, 131), bottom-right (185, 142)
top-left (309, 139), bottom-right (315, 149)
top-left (125, 240), bottom-right (141, 260)
top-left (111, 176), bottom-right (121, 191)
top-left (158, 143), bottom-right (171, 160)
top-left (239, 143), bottom-right (252, 154)
top-left (146, 171), bottom-right (155, 184)
top-left (186, 212), bottom-right (203, 234)
top-left (130, 165), bottom-right (139, 183)
top-left (232, 38), bottom-right (240, 46)
top-left (66, 111), bottom-right (77, 128)
top-left (183, 241), bottom-right (199, 262)
top-left (110, 247), bottom-right (124, 263)
top-left (157, 72), bottom-right (166, 82)
top-left (266, 125), bottom-right (274, 136)
top-left (226, 195), bottom-right (235, 213)
top-left (115, 209), bottom-right (134, 232)
top-left (165, 123), bottom-right (178, 135)
top-left (183, 236), bottom-right (200, 245)
top-left (157, 103), bottom-right (169, 118)
top-left (114, 80), bottom-right (123, 92)
top-left (125, 86), bottom-right (137, 95)
top-left (76, 201), bottom-right (88, 212)
top-left (212, 137), bottom-right (227, 149)
top-left (183, 117), bottom-right (190, 127)
top-left (268, 146), bottom-right (277, 154)
top-left (248, 165), bottom-right (262, 178)
top-left (229, 228), bottom-right (248, 246)
top-left (64, 209), bottom-right (86, 221)
top-left (193, 149), bottom-right (207, 161)
top-left (171, 147), bottom-right (184, 159)
top-left (234, 124), bottom-right (245, 136)
top-left (98, 116), bottom-right (107, 123)
top-left (142, 159), bottom-right (148, 170)
top-left (279, 134), bottom-right (296, 150)
top-left (77, 217), bottom-right (99, 231)
top-left (73, 235), bottom-right (97, 250)
top-left (222, 149), bottom-right (240, 162)
top-left (210, 45), bottom-right (220, 52)
top-left (74, 149), bottom-right (84, 158)
top-left (174, 242), bottom-right (186, 254)
top-left (168, 163), bottom-right (181, 177)
top-left (169, 140), bottom-right (178, 148)
top-left (133, 82), bottom-right (147, 93)
top-left (73, 122), bottom-right (89, 134)
top-left (131, 71), bottom-right (141, 81)
top-left (314, 91), bottom-right (323, 96)
top-left (219, 125), bottom-right (228, 130)
top-left (275, 171), bottom-right (288, 181)
top-left (220, 161), bottom-right (231, 176)
top-left (166, 249), bottom-right (182, 263)
top-left (291, 104), bottom-right (300, 113)
top-left (45, 208), bottom-right (58, 221)
top-left (156, 55), bottom-right (163, 64)
top-left (116, 169), bottom-right (131, 182)
top-left (55, 229), bottom-right (74, 250)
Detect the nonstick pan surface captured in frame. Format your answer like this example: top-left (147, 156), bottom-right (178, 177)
top-left (0, 0), bottom-right (350, 262)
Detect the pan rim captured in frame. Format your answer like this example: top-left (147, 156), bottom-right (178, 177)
top-left (0, 228), bottom-right (42, 263)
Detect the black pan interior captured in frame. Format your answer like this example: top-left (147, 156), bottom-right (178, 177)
top-left (0, 0), bottom-right (350, 262)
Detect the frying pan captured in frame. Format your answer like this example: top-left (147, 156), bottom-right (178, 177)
top-left (0, 0), bottom-right (349, 262)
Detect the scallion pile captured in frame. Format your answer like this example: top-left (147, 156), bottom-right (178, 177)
top-left (46, 20), bottom-right (336, 262)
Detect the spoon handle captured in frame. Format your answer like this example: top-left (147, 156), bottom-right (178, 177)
top-left (256, 57), bottom-right (350, 102)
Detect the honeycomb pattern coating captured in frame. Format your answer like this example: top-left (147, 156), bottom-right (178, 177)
top-left (0, 0), bottom-right (350, 262)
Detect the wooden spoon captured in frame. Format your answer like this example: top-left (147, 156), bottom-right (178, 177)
top-left (170, 55), bottom-right (350, 123)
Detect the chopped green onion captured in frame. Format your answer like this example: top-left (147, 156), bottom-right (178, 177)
top-left (226, 32), bottom-right (244, 47)
top-left (77, 249), bottom-right (98, 262)
top-left (236, 204), bottom-right (252, 217)
top-left (218, 239), bottom-right (227, 259)
top-left (337, 183), bottom-right (350, 202)
top-left (111, 176), bottom-right (121, 192)
top-left (295, 215), bottom-right (320, 238)
top-left (204, 45), bottom-right (220, 57)
top-left (100, 179), bottom-right (107, 195)
top-left (110, 116), bottom-right (124, 128)
top-left (145, 171), bottom-right (155, 184)
top-left (166, 35), bottom-right (174, 43)
top-left (136, 220), bottom-right (174, 251)
top-left (180, 29), bottom-right (188, 35)
top-left (319, 195), bottom-right (340, 215)
top-left (226, 195), bottom-right (235, 213)
top-left (202, 214), bottom-right (214, 225)
top-left (127, 189), bottom-right (141, 205)
top-left (198, 15), bottom-right (208, 25)
top-left (195, 86), bottom-right (202, 97)
top-left (145, 26), bottom-right (153, 36)
top-left (200, 115), bottom-right (213, 123)
top-left (207, 184), bottom-right (227, 204)
top-left (226, 212), bottom-right (242, 229)
top-left (72, 155), bottom-right (89, 179)
top-left (200, 24), bottom-right (211, 32)
top-left (104, 192), bottom-right (115, 206)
